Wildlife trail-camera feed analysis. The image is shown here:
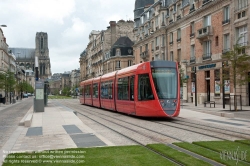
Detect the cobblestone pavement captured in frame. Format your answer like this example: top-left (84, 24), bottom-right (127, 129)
top-left (0, 98), bottom-right (33, 150)
top-left (56, 99), bottom-right (250, 145)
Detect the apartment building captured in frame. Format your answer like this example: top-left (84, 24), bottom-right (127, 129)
top-left (133, 0), bottom-right (250, 106)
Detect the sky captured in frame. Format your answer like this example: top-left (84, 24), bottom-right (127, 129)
top-left (0, 0), bottom-right (135, 74)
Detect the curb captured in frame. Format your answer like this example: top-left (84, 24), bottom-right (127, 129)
top-left (203, 111), bottom-right (234, 118)
top-left (19, 106), bottom-right (33, 127)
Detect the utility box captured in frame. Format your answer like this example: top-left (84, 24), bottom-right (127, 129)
top-left (34, 81), bottom-right (44, 112)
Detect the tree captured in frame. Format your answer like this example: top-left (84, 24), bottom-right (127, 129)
top-left (222, 37), bottom-right (250, 110)
top-left (0, 70), bottom-right (16, 103)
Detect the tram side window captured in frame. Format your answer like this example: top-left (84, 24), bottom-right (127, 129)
top-left (85, 85), bottom-right (91, 98)
top-left (130, 76), bottom-right (134, 101)
top-left (109, 81), bottom-right (113, 99)
top-left (118, 77), bottom-right (129, 100)
top-left (138, 74), bottom-right (154, 101)
top-left (93, 83), bottom-right (98, 98)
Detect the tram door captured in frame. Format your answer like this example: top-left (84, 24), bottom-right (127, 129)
top-left (248, 72), bottom-right (250, 106)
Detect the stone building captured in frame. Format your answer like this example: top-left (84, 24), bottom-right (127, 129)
top-left (9, 32), bottom-right (52, 80)
top-left (80, 20), bottom-right (134, 81)
top-left (133, 0), bottom-right (250, 106)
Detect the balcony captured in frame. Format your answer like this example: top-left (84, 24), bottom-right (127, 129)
top-left (190, 33), bottom-right (195, 38)
top-left (222, 49), bottom-right (231, 54)
top-left (169, 19), bottom-right (173, 24)
top-left (169, 41), bottom-right (173, 45)
top-left (140, 50), bottom-right (149, 60)
top-left (202, 0), bottom-right (212, 6)
top-left (197, 26), bottom-right (213, 40)
top-left (222, 19), bottom-right (230, 25)
top-left (202, 53), bottom-right (212, 60)
top-left (177, 38), bottom-right (181, 42)
top-left (190, 57), bottom-right (196, 64)
top-left (189, 4), bottom-right (195, 13)
top-left (177, 15), bottom-right (181, 20)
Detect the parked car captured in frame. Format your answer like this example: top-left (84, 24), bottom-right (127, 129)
top-left (23, 94), bottom-right (28, 98)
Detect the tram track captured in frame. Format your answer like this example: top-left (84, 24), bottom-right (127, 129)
top-left (55, 100), bottom-right (230, 166)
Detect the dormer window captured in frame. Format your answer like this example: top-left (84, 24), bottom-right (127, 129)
top-left (116, 48), bottom-right (121, 56)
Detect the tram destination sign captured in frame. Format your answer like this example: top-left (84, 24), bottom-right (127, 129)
top-left (198, 64), bottom-right (216, 70)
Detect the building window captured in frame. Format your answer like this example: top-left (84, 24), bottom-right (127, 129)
top-left (237, 25), bottom-right (247, 46)
top-left (223, 6), bottom-right (230, 24)
top-left (170, 51), bottom-right (174, 61)
top-left (116, 61), bottom-right (120, 68)
top-left (238, 11), bottom-right (246, 19)
top-left (177, 49), bottom-right (181, 62)
top-left (155, 16), bottom-right (159, 28)
top-left (177, 29), bottom-right (181, 41)
top-left (191, 45), bottom-right (195, 58)
top-left (215, 36), bottom-right (219, 46)
top-left (190, 22), bottom-right (195, 36)
top-left (140, 46), bottom-right (142, 53)
top-left (223, 34), bottom-right (230, 53)
top-left (162, 35), bottom-right (165, 46)
top-left (40, 37), bottom-right (44, 49)
top-left (169, 32), bottom-right (173, 44)
top-left (128, 60), bottom-right (132, 67)
top-left (203, 41), bottom-right (211, 59)
top-left (204, 15), bottom-right (211, 27)
top-left (238, 0), bottom-right (248, 10)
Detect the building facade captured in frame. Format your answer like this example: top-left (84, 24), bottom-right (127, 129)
top-left (133, 0), bottom-right (250, 106)
top-left (80, 20), bottom-right (135, 81)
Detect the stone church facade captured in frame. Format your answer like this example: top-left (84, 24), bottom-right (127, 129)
top-left (9, 32), bottom-right (52, 80)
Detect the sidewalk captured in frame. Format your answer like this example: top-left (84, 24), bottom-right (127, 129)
top-left (0, 101), bottom-right (113, 165)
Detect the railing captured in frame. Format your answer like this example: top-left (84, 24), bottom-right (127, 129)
top-left (189, 4), bottom-right (195, 13)
top-left (190, 57), bottom-right (196, 63)
top-left (202, 53), bottom-right (212, 60)
top-left (169, 41), bottom-right (173, 45)
top-left (202, 0), bottom-right (212, 6)
top-left (222, 49), bottom-right (231, 54)
top-left (234, 4), bottom-right (249, 12)
top-left (222, 19), bottom-right (230, 24)
top-left (140, 50), bottom-right (149, 59)
top-left (155, 46), bottom-right (159, 50)
top-left (190, 33), bottom-right (195, 38)
top-left (177, 15), bottom-right (181, 20)
top-left (169, 19), bottom-right (173, 24)
top-left (177, 38), bottom-right (181, 42)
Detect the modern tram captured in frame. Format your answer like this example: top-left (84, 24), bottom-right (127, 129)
top-left (79, 61), bottom-right (180, 117)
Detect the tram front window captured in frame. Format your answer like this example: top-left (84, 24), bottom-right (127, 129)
top-left (152, 68), bottom-right (177, 99)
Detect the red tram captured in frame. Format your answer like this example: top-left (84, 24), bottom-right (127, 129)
top-left (79, 61), bottom-right (180, 117)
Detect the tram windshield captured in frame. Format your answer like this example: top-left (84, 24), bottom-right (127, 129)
top-left (152, 68), bottom-right (177, 99)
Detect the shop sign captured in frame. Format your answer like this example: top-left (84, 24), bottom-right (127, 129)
top-left (198, 64), bottom-right (216, 70)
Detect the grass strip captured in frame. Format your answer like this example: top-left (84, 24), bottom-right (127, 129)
top-left (48, 95), bottom-right (73, 99)
top-left (174, 142), bottom-right (248, 166)
top-left (3, 145), bottom-right (176, 166)
top-left (235, 140), bottom-right (250, 146)
top-left (147, 144), bottom-right (211, 166)
top-left (193, 140), bottom-right (250, 162)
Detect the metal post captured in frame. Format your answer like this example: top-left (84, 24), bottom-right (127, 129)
top-left (222, 62), bottom-right (225, 109)
top-left (195, 66), bottom-right (197, 106)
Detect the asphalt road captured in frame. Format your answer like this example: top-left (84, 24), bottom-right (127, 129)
top-left (0, 98), bottom-right (33, 150)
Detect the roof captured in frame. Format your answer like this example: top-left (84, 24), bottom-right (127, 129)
top-left (9, 48), bottom-right (35, 59)
top-left (112, 36), bottom-right (134, 48)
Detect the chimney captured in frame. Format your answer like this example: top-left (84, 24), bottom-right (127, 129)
top-left (109, 21), bottom-right (116, 46)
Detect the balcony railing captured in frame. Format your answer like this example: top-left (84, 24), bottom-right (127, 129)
top-left (222, 48), bottom-right (231, 54)
top-left (155, 46), bottom-right (159, 50)
top-left (140, 50), bottom-right (149, 59)
top-left (169, 41), bottom-right (173, 45)
top-left (197, 26), bottom-right (213, 39)
top-left (169, 19), bottom-right (173, 24)
top-left (190, 56), bottom-right (196, 63)
top-left (190, 33), bottom-right (195, 38)
top-left (189, 4), bottom-right (195, 13)
top-left (222, 19), bottom-right (230, 25)
top-left (177, 15), bottom-right (181, 20)
top-left (202, 0), bottom-right (212, 6)
top-left (177, 38), bottom-right (181, 42)
top-left (202, 53), bottom-right (212, 60)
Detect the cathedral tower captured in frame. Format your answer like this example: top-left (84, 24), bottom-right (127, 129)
top-left (35, 32), bottom-right (51, 79)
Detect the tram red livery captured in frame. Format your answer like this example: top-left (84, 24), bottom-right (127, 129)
top-left (79, 61), bottom-right (180, 117)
